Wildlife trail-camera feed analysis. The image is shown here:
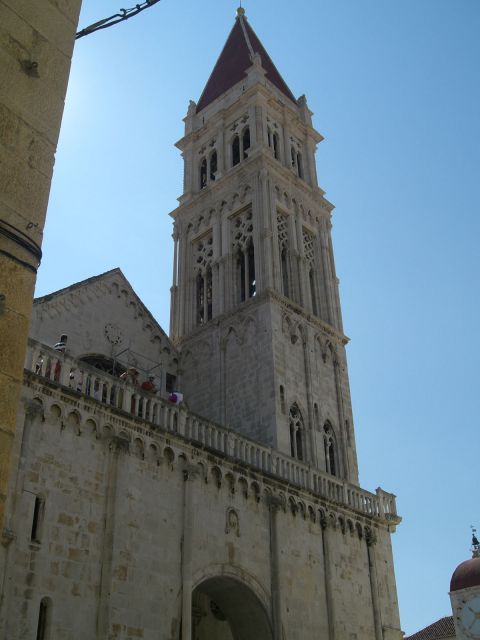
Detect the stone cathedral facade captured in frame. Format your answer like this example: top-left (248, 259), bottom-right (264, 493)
top-left (0, 10), bottom-right (403, 640)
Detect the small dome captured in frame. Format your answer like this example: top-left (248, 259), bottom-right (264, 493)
top-left (450, 557), bottom-right (480, 592)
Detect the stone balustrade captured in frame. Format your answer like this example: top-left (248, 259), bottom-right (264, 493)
top-left (25, 338), bottom-right (399, 524)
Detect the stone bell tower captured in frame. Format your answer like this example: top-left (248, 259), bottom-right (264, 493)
top-left (170, 8), bottom-right (359, 484)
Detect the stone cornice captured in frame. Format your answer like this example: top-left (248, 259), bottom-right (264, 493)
top-left (22, 370), bottom-right (401, 533)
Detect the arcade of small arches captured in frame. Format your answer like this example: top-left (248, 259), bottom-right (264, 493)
top-left (24, 395), bottom-right (378, 534)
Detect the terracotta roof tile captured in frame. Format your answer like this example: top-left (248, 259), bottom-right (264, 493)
top-left (196, 15), bottom-right (296, 113)
top-left (404, 616), bottom-right (455, 640)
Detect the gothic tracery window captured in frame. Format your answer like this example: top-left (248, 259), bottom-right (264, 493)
top-left (232, 135), bottom-right (240, 166)
top-left (194, 234), bottom-right (214, 325)
top-left (273, 132), bottom-right (280, 160)
top-left (242, 126), bottom-right (250, 158)
top-left (323, 422), bottom-right (338, 476)
top-left (231, 209), bottom-right (255, 304)
top-left (200, 157), bottom-right (207, 189)
top-left (277, 212), bottom-right (290, 298)
top-left (296, 152), bottom-right (303, 179)
top-left (303, 228), bottom-right (318, 316)
top-left (210, 150), bottom-right (217, 181)
top-left (289, 404), bottom-right (305, 461)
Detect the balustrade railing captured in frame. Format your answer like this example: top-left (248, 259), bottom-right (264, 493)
top-left (25, 338), bottom-right (398, 522)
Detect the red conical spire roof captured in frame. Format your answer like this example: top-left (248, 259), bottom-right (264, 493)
top-left (196, 10), bottom-right (296, 113)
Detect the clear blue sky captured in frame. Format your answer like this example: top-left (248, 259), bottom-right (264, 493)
top-left (37, 1), bottom-right (480, 634)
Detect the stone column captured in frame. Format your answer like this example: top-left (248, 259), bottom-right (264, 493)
top-left (97, 435), bottom-right (129, 638)
top-left (170, 230), bottom-right (179, 337)
top-left (181, 466), bottom-right (197, 640)
top-left (267, 496), bottom-right (283, 640)
top-left (332, 354), bottom-right (350, 481)
top-left (252, 170), bottom-right (264, 293)
top-left (259, 169), bottom-right (273, 291)
top-left (0, 0), bottom-right (82, 533)
top-left (320, 513), bottom-right (336, 640)
top-left (318, 219), bottom-right (335, 326)
top-left (217, 122), bottom-right (225, 177)
top-left (366, 530), bottom-right (384, 640)
top-left (270, 183), bottom-right (281, 292)
top-left (301, 329), bottom-right (317, 466)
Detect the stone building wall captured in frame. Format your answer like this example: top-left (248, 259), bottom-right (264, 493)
top-left (0, 371), bottom-right (402, 639)
top-left (0, 0), bottom-right (82, 533)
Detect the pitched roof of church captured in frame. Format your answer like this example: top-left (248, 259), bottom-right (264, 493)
top-left (33, 268), bottom-right (121, 304)
top-left (196, 11), bottom-right (296, 113)
top-left (404, 617), bottom-right (455, 640)
top-left (33, 267), bottom-right (174, 348)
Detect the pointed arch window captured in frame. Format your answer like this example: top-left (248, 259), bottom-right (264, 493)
top-left (234, 243), bottom-right (256, 302)
top-left (323, 422), bottom-right (338, 476)
top-left (232, 210), bottom-right (255, 305)
top-left (273, 132), bottom-right (280, 160)
top-left (247, 239), bottom-right (256, 297)
top-left (296, 152), bottom-right (303, 179)
top-left (194, 235), bottom-right (214, 326)
top-left (210, 150), bottom-right (217, 181)
top-left (281, 247), bottom-right (290, 298)
top-left (196, 273), bottom-right (205, 325)
top-left (242, 126), bottom-right (250, 158)
top-left (280, 386), bottom-right (286, 414)
top-left (232, 135), bottom-right (240, 167)
top-left (309, 268), bottom-right (318, 316)
top-left (289, 404), bottom-right (305, 461)
top-left (206, 266), bottom-right (213, 321)
top-left (199, 157), bottom-right (207, 189)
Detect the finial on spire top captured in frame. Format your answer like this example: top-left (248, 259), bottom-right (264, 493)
top-left (471, 526), bottom-right (480, 558)
top-left (237, 5), bottom-right (245, 18)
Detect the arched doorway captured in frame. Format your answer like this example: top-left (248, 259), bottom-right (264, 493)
top-left (191, 576), bottom-right (272, 640)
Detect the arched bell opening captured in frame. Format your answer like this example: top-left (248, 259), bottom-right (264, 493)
top-left (191, 576), bottom-right (272, 640)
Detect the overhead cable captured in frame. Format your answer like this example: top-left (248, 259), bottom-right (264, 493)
top-left (76, 0), bottom-right (162, 40)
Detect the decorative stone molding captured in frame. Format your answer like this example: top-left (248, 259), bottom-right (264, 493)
top-left (225, 507), bottom-right (240, 537)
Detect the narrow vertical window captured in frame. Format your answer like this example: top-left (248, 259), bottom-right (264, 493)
top-left (273, 132), bottom-right (279, 160)
top-left (200, 157), bottom-right (207, 189)
top-left (31, 496), bottom-right (44, 543)
top-left (36, 598), bottom-right (50, 640)
top-left (267, 127), bottom-right (272, 147)
top-left (232, 135), bottom-right (240, 166)
top-left (196, 273), bottom-right (205, 325)
top-left (281, 248), bottom-right (289, 298)
top-left (290, 424), bottom-right (295, 457)
top-left (237, 250), bottom-right (246, 303)
top-left (291, 146), bottom-right (296, 169)
top-left (210, 151), bottom-right (217, 181)
top-left (289, 404), bottom-right (305, 461)
top-left (280, 386), bottom-right (286, 414)
top-left (323, 422), bottom-right (337, 477)
top-left (206, 267), bottom-right (213, 321)
top-left (329, 443), bottom-right (336, 476)
top-left (242, 127), bottom-right (250, 158)
top-left (309, 268), bottom-right (318, 316)
top-left (295, 428), bottom-right (303, 461)
top-left (247, 241), bottom-right (256, 298)
top-left (297, 152), bottom-right (303, 179)
top-left (314, 403), bottom-right (319, 430)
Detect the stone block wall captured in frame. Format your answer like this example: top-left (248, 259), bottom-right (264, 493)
top-left (0, 377), bottom-right (402, 640)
